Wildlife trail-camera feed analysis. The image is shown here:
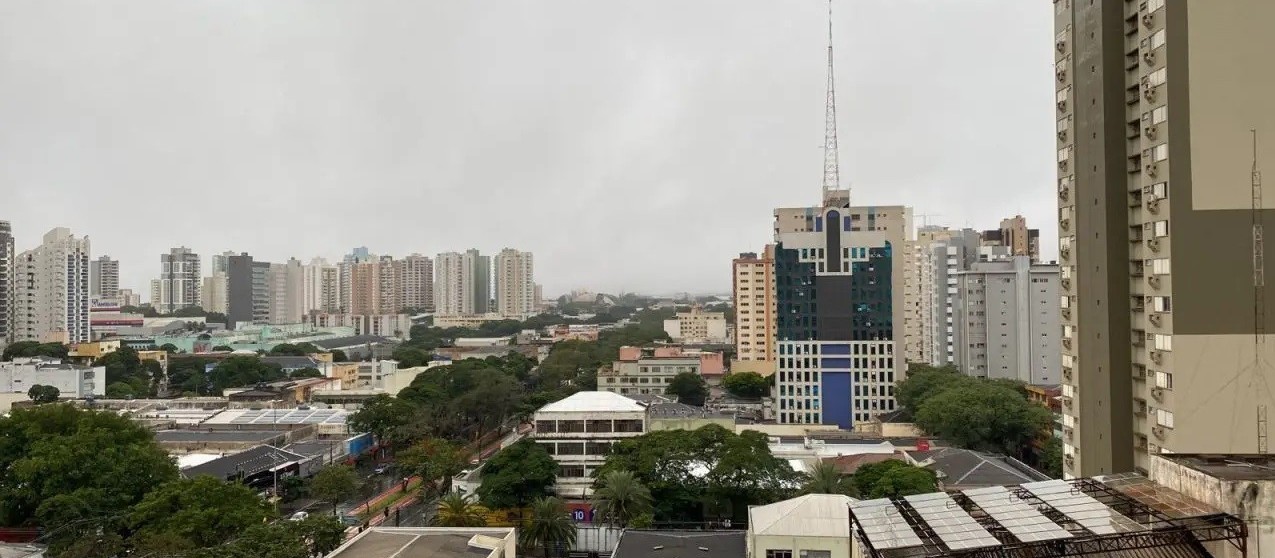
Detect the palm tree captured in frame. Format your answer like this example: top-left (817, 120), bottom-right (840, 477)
top-left (521, 497), bottom-right (577, 558)
top-left (434, 492), bottom-right (488, 527)
top-left (591, 471), bottom-right (654, 527)
top-left (802, 460), bottom-right (854, 496)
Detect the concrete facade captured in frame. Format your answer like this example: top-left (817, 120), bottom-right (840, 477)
top-left (90, 255), bottom-right (119, 301)
top-left (733, 248), bottom-right (777, 371)
top-left (598, 346), bottom-right (702, 397)
top-left (0, 221), bottom-right (12, 349)
top-left (1057, 0), bottom-right (1275, 478)
top-left (434, 250), bottom-right (491, 316)
top-left (0, 357), bottom-right (106, 399)
top-left (302, 258), bottom-right (341, 315)
top-left (907, 227), bottom-right (981, 367)
top-left (13, 228), bottom-right (91, 344)
top-left (952, 256), bottom-right (1061, 385)
top-left (663, 305), bottom-right (728, 345)
top-left (532, 391), bottom-right (647, 497)
top-left (494, 248), bottom-right (534, 319)
top-left (397, 254), bottom-right (434, 313)
top-left (151, 247), bottom-right (201, 314)
top-left (1149, 454), bottom-right (1275, 558)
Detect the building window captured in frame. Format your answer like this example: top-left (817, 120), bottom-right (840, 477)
top-left (1150, 258), bottom-right (1171, 275)
top-left (1152, 296), bottom-right (1171, 312)
top-left (558, 465), bottom-right (585, 478)
top-left (557, 420), bottom-right (585, 433)
top-left (1151, 106), bottom-right (1168, 124)
top-left (1156, 409), bottom-right (1175, 428)
top-left (614, 419), bottom-right (644, 433)
top-left (1153, 143), bottom-right (1169, 161)
top-left (538, 442), bottom-right (557, 455)
top-left (1148, 68), bottom-right (1167, 87)
top-left (556, 442), bottom-right (584, 455)
top-left (1155, 371), bottom-right (1174, 390)
top-left (585, 441), bottom-right (612, 455)
top-left (1153, 334), bottom-right (1172, 351)
top-left (586, 420), bottom-right (613, 433)
top-left (1152, 220), bottom-right (1169, 237)
top-left (535, 420), bottom-right (557, 433)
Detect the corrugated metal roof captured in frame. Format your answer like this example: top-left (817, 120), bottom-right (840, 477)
top-left (537, 391), bottom-right (647, 413)
top-left (748, 494), bottom-right (855, 538)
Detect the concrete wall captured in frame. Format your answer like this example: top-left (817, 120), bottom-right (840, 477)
top-left (1149, 456), bottom-right (1275, 558)
top-left (649, 416), bottom-right (734, 432)
top-left (748, 534), bottom-right (858, 558)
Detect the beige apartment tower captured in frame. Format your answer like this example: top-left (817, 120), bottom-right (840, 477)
top-left (732, 247), bottom-right (777, 374)
top-left (1056, 0), bottom-right (1275, 478)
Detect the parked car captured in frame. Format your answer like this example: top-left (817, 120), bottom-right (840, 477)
top-left (374, 463), bottom-right (393, 475)
top-left (289, 511), bottom-right (309, 521)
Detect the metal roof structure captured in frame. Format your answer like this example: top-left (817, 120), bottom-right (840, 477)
top-left (850, 475), bottom-right (1249, 558)
top-left (202, 408), bottom-right (350, 426)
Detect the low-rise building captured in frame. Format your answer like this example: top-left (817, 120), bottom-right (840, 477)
top-left (532, 391), bottom-right (647, 497)
top-left (327, 527), bottom-right (517, 558)
top-left (0, 357), bottom-right (105, 399)
top-left (646, 401), bottom-right (735, 432)
top-left (904, 447), bottom-right (1049, 490)
top-left (613, 531), bottom-right (744, 558)
top-left (308, 313), bottom-right (412, 340)
top-left (432, 314), bottom-right (509, 329)
top-left (748, 494), bottom-right (859, 558)
top-left (1148, 454), bottom-right (1275, 558)
top-left (598, 346), bottom-right (724, 396)
top-left (663, 305), bottom-right (729, 344)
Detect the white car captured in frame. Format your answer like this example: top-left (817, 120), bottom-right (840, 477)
top-left (289, 511), bottom-right (310, 521)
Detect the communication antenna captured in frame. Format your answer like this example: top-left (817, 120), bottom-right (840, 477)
top-left (820, 0), bottom-right (842, 205)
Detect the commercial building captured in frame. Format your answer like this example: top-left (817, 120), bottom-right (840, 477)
top-left (0, 221), bottom-right (12, 349)
top-left (1055, 0), bottom-right (1275, 477)
top-left (13, 228), bottom-right (91, 344)
top-left (266, 259), bottom-right (304, 325)
top-left (733, 248), bottom-right (777, 374)
top-left (301, 257), bottom-right (340, 315)
top-left (201, 273), bottom-right (227, 315)
top-left (981, 215), bottom-right (1040, 263)
top-left (309, 313), bottom-right (411, 339)
top-left (0, 357), bottom-right (106, 399)
top-left (89, 255), bottom-right (119, 302)
top-left (117, 288), bottom-right (141, 308)
top-left (598, 346), bottom-right (703, 396)
top-left (150, 247), bottom-right (201, 314)
top-left (1149, 454), bottom-right (1275, 558)
top-left (226, 254), bottom-right (271, 327)
top-left (494, 248), bottom-right (534, 318)
top-left (772, 202), bottom-right (912, 428)
top-left (951, 256), bottom-right (1061, 385)
top-left (398, 254), bottom-right (433, 313)
top-left (663, 305), bottom-right (728, 345)
top-left (614, 531), bottom-right (744, 558)
top-left (327, 527), bottom-right (517, 558)
top-left (532, 391), bottom-right (647, 497)
top-left (434, 250), bottom-right (491, 316)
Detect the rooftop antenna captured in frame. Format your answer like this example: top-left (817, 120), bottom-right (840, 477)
top-left (821, 0), bottom-right (843, 207)
top-left (1253, 129), bottom-right (1269, 454)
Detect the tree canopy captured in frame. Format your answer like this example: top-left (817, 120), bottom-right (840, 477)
top-left (721, 371), bottom-right (770, 399)
top-left (309, 465), bottom-right (361, 515)
top-left (591, 471), bottom-right (654, 527)
top-left (0, 404), bottom-right (179, 542)
top-left (347, 394), bottom-right (417, 445)
top-left (2, 341), bottom-right (68, 361)
top-left (97, 346), bottom-right (165, 397)
top-left (666, 372), bottom-right (709, 406)
top-left (898, 364), bottom-right (1052, 459)
top-left (521, 497), bottom-right (577, 558)
top-left (128, 476), bottom-right (274, 548)
top-left (801, 460), bottom-right (854, 496)
top-left (850, 460), bottom-right (938, 499)
top-left (477, 439), bottom-right (557, 510)
top-left (594, 424), bottom-right (800, 524)
top-left (26, 384), bottom-right (60, 403)
top-left (399, 438), bottom-right (466, 496)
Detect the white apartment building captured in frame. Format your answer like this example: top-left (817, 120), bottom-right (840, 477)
top-left (1, 357), bottom-right (106, 399)
top-left (0, 221), bottom-right (13, 348)
top-left (532, 391), bottom-right (647, 497)
top-left (952, 256), bottom-right (1061, 385)
top-left (266, 259), bottom-right (304, 325)
top-left (598, 350), bottom-right (702, 396)
top-left (201, 273), bottom-right (227, 314)
top-left (14, 228), bottom-right (91, 344)
top-left (664, 305), bottom-right (729, 345)
top-left (434, 250), bottom-right (490, 316)
top-left (303, 258), bottom-right (341, 315)
top-left (910, 227), bottom-right (981, 367)
top-left (309, 313), bottom-right (411, 339)
top-left (151, 247), bottom-right (201, 314)
top-left (494, 248), bottom-right (534, 318)
top-left (398, 254), bottom-right (434, 313)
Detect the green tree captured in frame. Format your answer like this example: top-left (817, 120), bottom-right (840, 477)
top-left (435, 492), bottom-right (488, 527)
top-left (802, 460), bottom-right (854, 496)
top-left (399, 438), bottom-right (466, 497)
top-left (331, 349), bottom-right (349, 362)
top-left (913, 384), bottom-right (1053, 457)
top-left (521, 497), bottom-right (577, 558)
top-left (129, 476), bottom-right (274, 548)
top-left (591, 471), bottom-right (653, 527)
top-left (392, 346), bottom-right (433, 368)
top-left (851, 460), bottom-right (937, 499)
top-left (310, 465), bottom-right (361, 515)
top-left (3, 341), bottom-right (69, 361)
top-left (291, 367), bottom-right (323, 379)
top-left (105, 382), bottom-right (136, 399)
top-left (208, 355), bottom-right (286, 393)
top-left (721, 371), bottom-right (770, 399)
top-left (665, 371), bottom-right (709, 406)
top-left (26, 384), bottom-right (60, 403)
top-left (212, 345), bottom-right (234, 352)
top-left (0, 404), bottom-right (178, 543)
top-left (477, 439), bottom-right (557, 510)
top-left (158, 343), bottom-right (180, 354)
top-left (895, 363), bottom-right (965, 410)
top-left (347, 394), bottom-right (417, 445)
top-left (1040, 436), bottom-right (1063, 478)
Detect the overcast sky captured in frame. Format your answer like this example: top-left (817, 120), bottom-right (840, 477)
top-left (0, 1), bottom-right (1055, 299)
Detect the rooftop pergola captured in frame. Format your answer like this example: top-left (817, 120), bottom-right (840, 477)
top-left (849, 474), bottom-right (1248, 558)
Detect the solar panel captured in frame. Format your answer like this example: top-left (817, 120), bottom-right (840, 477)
top-left (904, 492), bottom-right (1001, 550)
top-left (1021, 480), bottom-right (1145, 535)
top-left (851, 499), bottom-right (925, 550)
top-left (963, 486), bottom-right (1074, 543)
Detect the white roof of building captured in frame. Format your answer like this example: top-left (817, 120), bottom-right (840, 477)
top-left (749, 493), bottom-right (856, 538)
top-left (537, 391), bottom-right (647, 413)
top-left (176, 453), bottom-right (222, 469)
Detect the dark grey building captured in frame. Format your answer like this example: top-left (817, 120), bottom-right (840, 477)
top-left (226, 253), bottom-right (264, 328)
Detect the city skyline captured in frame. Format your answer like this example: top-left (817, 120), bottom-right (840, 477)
top-left (0, 1), bottom-right (1056, 297)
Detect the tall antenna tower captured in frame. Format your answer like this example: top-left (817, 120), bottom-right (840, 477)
top-left (1253, 129), bottom-right (1269, 454)
top-left (821, 0), bottom-right (842, 206)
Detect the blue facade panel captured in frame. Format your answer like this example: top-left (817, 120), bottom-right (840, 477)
top-left (822, 371), bottom-right (853, 428)
top-left (821, 344), bottom-right (851, 355)
top-left (821, 357), bottom-right (852, 369)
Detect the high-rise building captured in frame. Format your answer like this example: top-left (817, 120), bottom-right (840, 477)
top-left (772, 202), bottom-right (912, 427)
top-left (906, 227), bottom-right (981, 366)
top-left (266, 259), bottom-right (304, 324)
top-left (435, 250), bottom-right (491, 316)
top-left (13, 228), bottom-right (91, 343)
top-left (226, 253), bottom-right (272, 327)
top-left (0, 221), bottom-right (13, 348)
top-left (732, 248), bottom-right (777, 373)
top-left (345, 259), bottom-right (379, 315)
top-left (376, 255), bottom-right (401, 315)
top-left (397, 254), bottom-right (434, 313)
top-left (201, 274), bottom-right (227, 315)
top-left (90, 255), bottom-right (119, 301)
top-left (150, 247), bottom-right (201, 314)
top-left (494, 248), bottom-right (535, 318)
top-left (981, 215), bottom-right (1040, 263)
top-left (1055, 0), bottom-right (1275, 477)
top-left (117, 288), bottom-right (141, 308)
top-left (303, 257), bottom-right (341, 315)
top-left (951, 256), bottom-right (1060, 385)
